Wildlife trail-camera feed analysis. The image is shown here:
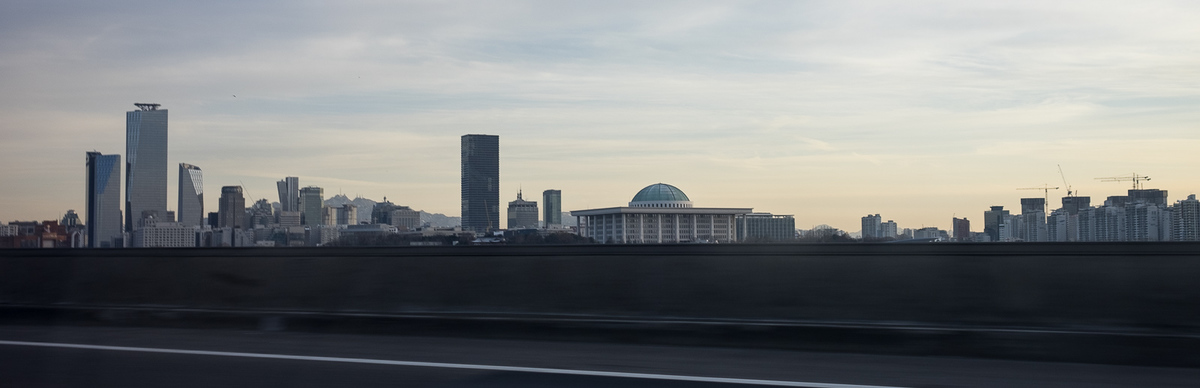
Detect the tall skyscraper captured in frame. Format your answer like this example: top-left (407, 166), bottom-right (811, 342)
top-left (300, 186), bottom-right (324, 226)
top-left (543, 189), bottom-right (562, 228)
top-left (461, 134), bottom-right (499, 233)
top-left (177, 163), bottom-right (203, 227)
top-left (218, 186), bottom-right (245, 228)
top-left (860, 214), bottom-right (882, 239)
top-left (86, 152), bottom-right (122, 248)
top-left (125, 103), bottom-right (168, 231)
top-left (984, 206), bottom-right (1010, 242)
top-left (276, 177), bottom-right (299, 212)
top-left (507, 190), bottom-right (538, 229)
top-left (952, 217), bottom-right (970, 242)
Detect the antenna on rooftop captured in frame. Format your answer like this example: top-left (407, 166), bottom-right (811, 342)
top-left (133, 103), bottom-right (161, 111)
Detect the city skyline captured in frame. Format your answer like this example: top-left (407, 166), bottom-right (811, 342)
top-left (3, 2), bottom-right (1200, 232)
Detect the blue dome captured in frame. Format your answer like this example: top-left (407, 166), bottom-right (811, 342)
top-left (631, 183), bottom-right (690, 203)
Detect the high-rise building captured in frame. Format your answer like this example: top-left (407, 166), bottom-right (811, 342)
top-left (125, 103), bottom-right (168, 231)
top-left (983, 206), bottom-right (1009, 242)
top-left (881, 220), bottom-right (898, 239)
top-left (276, 177), bottom-right (299, 212)
top-left (952, 217), bottom-right (970, 241)
top-left (1172, 194), bottom-right (1200, 241)
top-left (300, 186), bottom-right (324, 226)
top-left (506, 190), bottom-right (538, 230)
top-left (336, 204), bottom-right (357, 225)
top-left (543, 189), bottom-right (562, 228)
top-left (86, 152), bottom-right (122, 248)
top-left (218, 186), bottom-right (245, 229)
top-left (1128, 189), bottom-right (1168, 207)
top-left (461, 134), bottom-right (499, 233)
top-left (1061, 196), bottom-right (1091, 215)
top-left (860, 214), bottom-right (882, 240)
top-left (1019, 198), bottom-right (1047, 242)
top-left (177, 163), bottom-right (203, 227)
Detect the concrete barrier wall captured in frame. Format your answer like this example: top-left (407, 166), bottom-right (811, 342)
top-left (2, 243), bottom-right (1199, 330)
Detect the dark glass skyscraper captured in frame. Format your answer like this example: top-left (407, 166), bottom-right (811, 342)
top-left (218, 186), bottom-right (245, 228)
top-left (86, 152), bottom-right (122, 247)
top-left (461, 134), bottom-right (499, 233)
top-left (276, 176), bottom-right (299, 212)
top-left (177, 163), bottom-right (203, 227)
top-left (125, 103), bottom-right (168, 231)
top-left (542, 189), bottom-right (561, 228)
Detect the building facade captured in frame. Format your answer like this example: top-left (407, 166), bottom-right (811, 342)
top-left (300, 186), bottom-right (324, 226)
top-left (337, 204), bottom-right (358, 225)
top-left (860, 214), bottom-right (882, 240)
top-left (507, 190), bottom-right (539, 229)
top-left (571, 183), bottom-right (751, 244)
top-left (177, 163), bottom-right (203, 227)
top-left (1172, 194), bottom-right (1200, 241)
top-left (276, 177), bottom-right (300, 212)
top-left (218, 186), bottom-right (245, 229)
top-left (736, 213), bottom-right (795, 242)
top-left (125, 103), bottom-right (168, 231)
top-left (131, 219), bottom-right (195, 248)
top-left (85, 152), bottom-right (122, 248)
top-left (461, 134), bottom-right (499, 233)
top-left (543, 189), bottom-right (562, 228)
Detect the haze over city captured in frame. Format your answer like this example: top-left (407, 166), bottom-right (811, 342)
top-left (3, 1), bottom-right (1199, 232)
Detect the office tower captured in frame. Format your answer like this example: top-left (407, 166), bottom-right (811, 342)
top-left (247, 199), bottom-right (275, 228)
top-left (372, 198), bottom-right (397, 225)
top-left (336, 204), bottom-right (357, 225)
top-left (952, 217), bottom-right (970, 241)
top-left (860, 214), bottom-right (882, 240)
top-left (207, 212), bottom-right (220, 229)
top-left (276, 177), bottom-right (299, 212)
top-left (300, 186), bottom-right (324, 226)
top-left (542, 189), bottom-right (562, 228)
top-left (506, 190), bottom-right (538, 229)
top-left (983, 206), bottom-right (1009, 242)
top-left (125, 103), bottom-right (168, 231)
top-left (218, 186), bottom-right (245, 228)
top-left (391, 206), bottom-right (421, 230)
top-left (177, 163), bottom-right (203, 227)
top-left (461, 134), bottom-right (499, 233)
top-left (131, 218), bottom-right (196, 248)
top-left (86, 152), bottom-right (122, 247)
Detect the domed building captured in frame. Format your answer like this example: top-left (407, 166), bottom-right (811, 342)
top-left (570, 183), bottom-right (752, 244)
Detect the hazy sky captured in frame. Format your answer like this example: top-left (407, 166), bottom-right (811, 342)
top-left (2, 1), bottom-right (1199, 232)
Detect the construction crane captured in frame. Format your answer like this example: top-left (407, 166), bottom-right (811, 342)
top-left (1094, 173), bottom-right (1151, 190)
top-left (1017, 184), bottom-right (1059, 214)
top-left (1057, 164), bottom-right (1074, 197)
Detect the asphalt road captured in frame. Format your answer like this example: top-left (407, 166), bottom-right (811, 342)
top-left (0, 325), bottom-right (1197, 387)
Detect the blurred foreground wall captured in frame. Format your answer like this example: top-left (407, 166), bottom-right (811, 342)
top-left (1, 243), bottom-right (1198, 330)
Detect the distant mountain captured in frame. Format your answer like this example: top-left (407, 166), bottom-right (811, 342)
top-left (324, 194), bottom-right (377, 224)
top-left (420, 211), bottom-right (460, 228)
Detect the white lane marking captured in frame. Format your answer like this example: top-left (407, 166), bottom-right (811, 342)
top-left (0, 340), bottom-right (906, 388)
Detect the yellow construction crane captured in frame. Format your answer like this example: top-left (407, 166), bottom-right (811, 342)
top-left (1017, 184), bottom-right (1059, 213)
top-left (1094, 173), bottom-right (1151, 190)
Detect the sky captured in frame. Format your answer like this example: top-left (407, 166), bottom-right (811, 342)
top-left (1, 1), bottom-right (1199, 232)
